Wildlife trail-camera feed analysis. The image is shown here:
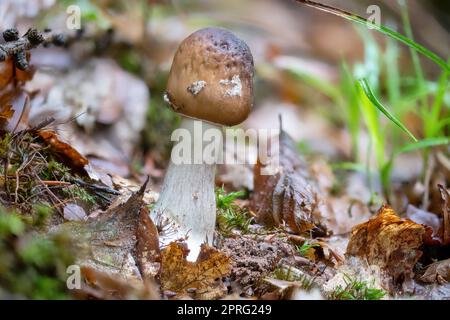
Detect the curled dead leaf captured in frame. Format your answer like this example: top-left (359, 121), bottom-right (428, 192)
top-left (76, 266), bottom-right (159, 300)
top-left (420, 258), bottom-right (450, 284)
top-left (0, 58), bottom-right (14, 89)
top-left (160, 242), bottom-right (231, 300)
top-left (0, 104), bottom-right (14, 127)
top-left (55, 179), bottom-right (155, 281)
top-left (251, 124), bottom-right (325, 235)
top-left (406, 204), bottom-right (442, 245)
top-left (346, 204), bottom-right (427, 282)
top-left (438, 184), bottom-right (450, 245)
top-left (37, 130), bottom-right (89, 170)
top-left (136, 206), bottom-right (160, 281)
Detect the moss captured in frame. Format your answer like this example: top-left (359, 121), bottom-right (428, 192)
top-left (0, 132), bottom-right (12, 158)
top-left (215, 187), bottom-right (252, 235)
top-left (62, 185), bottom-right (96, 205)
top-left (328, 274), bottom-right (386, 300)
top-left (0, 206), bottom-right (75, 299)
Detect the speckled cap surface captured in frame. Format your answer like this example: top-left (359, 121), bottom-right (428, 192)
top-left (166, 27), bottom-right (254, 126)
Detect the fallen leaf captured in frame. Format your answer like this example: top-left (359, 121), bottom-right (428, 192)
top-left (160, 242), bottom-right (231, 300)
top-left (406, 204), bottom-right (442, 245)
top-left (0, 87), bottom-right (31, 132)
top-left (37, 130), bottom-right (89, 170)
top-left (318, 196), bottom-right (372, 235)
top-left (346, 204), bottom-right (427, 282)
top-left (0, 89), bottom-right (17, 128)
top-left (0, 104), bottom-right (14, 125)
top-left (55, 179), bottom-right (156, 281)
top-left (420, 258), bottom-right (450, 284)
top-left (136, 206), bottom-right (160, 281)
top-left (0, 58), bottom-right (14, 90)
top-left (251, 122), bottom-right (325, 235)
top-left (63, 203), bottom-right (87, 221)
top-left (438, 184), bottom-right (450, 245)
top-left (75, 266), bottom-right (159, 300)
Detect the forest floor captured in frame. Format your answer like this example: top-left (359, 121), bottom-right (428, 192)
top-left (0, 0), bottom-right (449, 300)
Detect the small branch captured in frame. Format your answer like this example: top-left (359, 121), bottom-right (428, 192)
top-left (72, 177), bottom-right (121, 195)
top-left (0, 27), bottom-right (113, 70)
top-left (0, 28), bottom-right (83, 69)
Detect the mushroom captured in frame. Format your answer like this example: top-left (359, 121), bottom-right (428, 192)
top-left (150, 27), bottom-right (254, 259)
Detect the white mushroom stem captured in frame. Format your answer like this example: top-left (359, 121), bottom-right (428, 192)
top-left (150, 117), bottom-right (223, 260)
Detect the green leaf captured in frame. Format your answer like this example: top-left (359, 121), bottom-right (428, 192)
top-left (398, 137), bottom-right (450, 154)
top-left (358, 78), bottom-right (418, 142)
top-left (294, 0), bottom-right (449, 72)
top-left (331, 161), bottom-right (366, 172)
top-left (215, 187), bottom-right (246, 210)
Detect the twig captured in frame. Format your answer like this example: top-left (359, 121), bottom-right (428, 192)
top-left (41, 180), bottom-right (71, 186)
top-left (72, 177), bottom-right (121, 195)
top-left (0, 26), bottom-right (114, 70)
top-left (0, 28), bottom-right (81, 65)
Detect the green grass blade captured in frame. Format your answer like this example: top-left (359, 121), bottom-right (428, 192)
top-left (358, 84), bottom-right (385, 166)
top-left (284, 68), bottom-right (341, 103)
top-left (331, 161), bottom-right (365, 172)
top-left (385, 39), bottom-right (401, 107)
top-left (358, 78), bottom-right (418, 142)
top-left (294, 0), bottom-right (449, 72)
top-left (426, 69), bottom-right (450, 137)
top-left (399, 0), bottom-right (426, 100)
top-left (398, 137), bottom-right (450, 154)
top-left (340, 62), bottom-right (361, 159)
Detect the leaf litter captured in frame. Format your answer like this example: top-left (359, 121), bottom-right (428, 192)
top-left (1, 0), bottom-right (450, 301)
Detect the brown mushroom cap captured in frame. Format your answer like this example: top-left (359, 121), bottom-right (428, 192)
top-left (166, 27), bottom-right (254, 126)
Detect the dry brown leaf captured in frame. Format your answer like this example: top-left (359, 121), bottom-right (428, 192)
top-left (75, 266), bottom-right (159, 300)
top-left (136, 206), bottom-right (160, 281)
top-left (251, 125), bottom-right (324, 235)
top-left (438, 184), bottom-right (450, 245)
top-left (0, 58), bottom-right (14, 90)
top-left (37, 130), bottom-right (89, 170)
top-left (0, 104), bottom-right (14, 123)
top-left (0, 90), bottom-right (17, 128)
top-left (0, 55), bottom-right (34, 89)
top-left (56, 179), bottom-right (158, 281)
top-left (420, 258), bottom-right (450, 284)
top-left (63, 203), bottom-right (87, 221)
top-left (346, 204), bottom-right (427, 282)
top-left (160, 242), bottom-right (231, 300)
top-left (0, 88), bottom-right (30, 131)
top-left (406, 204), bottom-right (442, 245)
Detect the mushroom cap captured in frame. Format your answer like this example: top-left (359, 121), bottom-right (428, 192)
top-left (166, 27), bottom-right (254, 126)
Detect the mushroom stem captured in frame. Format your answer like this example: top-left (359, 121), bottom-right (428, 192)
top-left (150, 117), bottom-right (223, 260)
